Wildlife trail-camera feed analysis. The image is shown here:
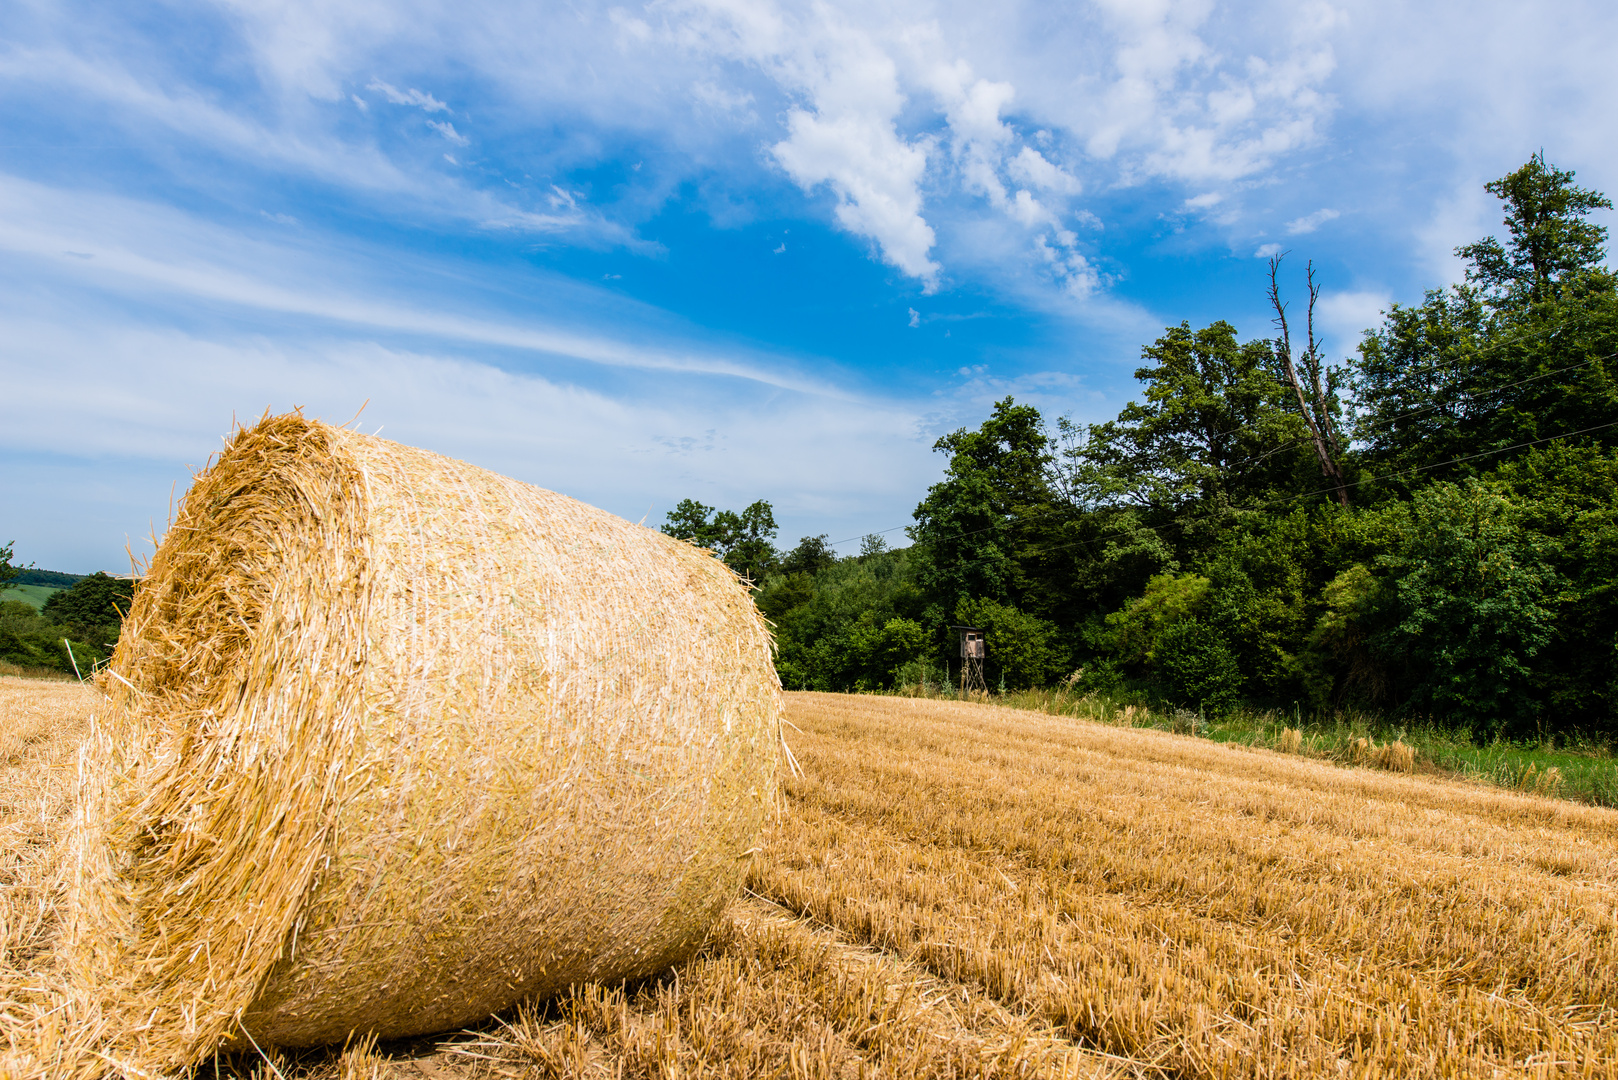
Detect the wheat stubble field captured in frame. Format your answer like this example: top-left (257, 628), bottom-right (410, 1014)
top-left (5, 681), bottom-right (1618, 1078)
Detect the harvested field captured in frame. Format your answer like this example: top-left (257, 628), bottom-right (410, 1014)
top-left (6, 683), bottom-right (1618, 1077)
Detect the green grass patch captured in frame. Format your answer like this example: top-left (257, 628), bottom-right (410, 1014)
top-left (890, 681), bottom-right (1618, 807)
top-left (0, 583), bottom-right (65, 610)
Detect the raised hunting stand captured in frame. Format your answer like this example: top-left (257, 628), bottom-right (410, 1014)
top-left (956, 626), bottom-right (986, 694)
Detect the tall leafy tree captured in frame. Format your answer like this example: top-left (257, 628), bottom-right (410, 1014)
top-left (1456, 152), bottom-right (1613, 306)
top-left (910, 398), bottom-right (1063, 622)
top-left (780, 534), bottom-right (839, 576)
top-left (1065, 321), bottom-right (1312, 513)
top-left (1354, 154), bottom-right (1617, 484)
top-left (0, 541), bottom-right (22, 593)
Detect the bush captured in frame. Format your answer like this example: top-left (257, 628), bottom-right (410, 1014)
top-left (0, 600), bottom-right (106, 675)
top-left (955, 597), bottom-right (1067, 690)
top-left (1374, 480), bottom-right (1556, 730)
top-left (1104, 573), bottom-right (1211, 666)
top-left (39, 571), bottom-right (133, 647)
top-left (1155, 618), bottom-right (1242, 712)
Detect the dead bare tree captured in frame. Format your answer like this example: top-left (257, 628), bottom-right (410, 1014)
top-left (1268, 253), bottom-right (1350, 507)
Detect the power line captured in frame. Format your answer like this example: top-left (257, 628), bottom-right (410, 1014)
top-left (938, 417), bottom-right (1618, 577)
top-left (828, 351), bottom-right (1614, 555)
top-left (1104, 307), bottom-right (1580, 475)
top-left (820, 303), bottom-right (1614, 556)
top-left (1219, 349), bottom-right (1615, 474)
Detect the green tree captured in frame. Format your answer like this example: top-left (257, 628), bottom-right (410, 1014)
top-left (1372, 481), bottom-right (1557, 728)
top-left (1065, 321), bottom-right (1313, 512)
top-left (1456, 152), bottom-right (1613, 306)
top-left (910, 398), bottom-right (1066, 625)
top-left (720, 501), bottom-right (780, 583)
top-left (1353, 156), bottom-right (1618, 484)
top-left (39, 572), bottom-right (135, 645)
top-left (1488, 443), bottom-right (1618, 730)
top-left (781, 534), bottom-right (839, 576)
top-left (1350, 285), bottom-right (1490, 483)
top-left (662, 499), bottom-right (779, 583)
top-left (662, 499), bottom-right (727, 549)
top-left (0, 541), bottom-right (27, 593)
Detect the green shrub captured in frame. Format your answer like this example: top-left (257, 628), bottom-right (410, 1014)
top-left (1155, 618), bottom-right (1242, 711)
top-left (955, 597), bottom-right (1067, 690)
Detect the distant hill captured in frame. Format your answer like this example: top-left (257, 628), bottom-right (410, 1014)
top-left (12, 569), bottom-right (85, 588)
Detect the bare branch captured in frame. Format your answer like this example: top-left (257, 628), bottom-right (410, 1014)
top-left (1269, 255), bottom-right (1349, 507)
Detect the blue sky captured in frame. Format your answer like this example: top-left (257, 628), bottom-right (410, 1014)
top-left (2, 0), bottom-right (1614, 573)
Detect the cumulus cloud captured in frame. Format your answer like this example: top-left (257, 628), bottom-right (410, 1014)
top-left (674, 4), bottom-right (946, 287)
top-left (1007, 147), bottom-right (1081, 195)
top-left (773, 106), bottom-right (939, 286)
top-left (1316, 289), bottom-right (1392, 349)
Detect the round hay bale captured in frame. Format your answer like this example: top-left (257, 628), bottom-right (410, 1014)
top-left (64, 413), bottom-right (781, 1069)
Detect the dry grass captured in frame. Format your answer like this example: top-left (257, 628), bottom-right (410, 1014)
top-left (0, 661), bottom-right (74, 682)
top-left (1346, 736), bottom-right (1417, 773)
top-left (754, 693), bottom-right (1618, 1078)
top-left (0, 677), bottom-right (94, 1077)
top-left (1276, 726), bottom-right (1303, 755)
top-left (8, 684), bottom-right (1618, 1077)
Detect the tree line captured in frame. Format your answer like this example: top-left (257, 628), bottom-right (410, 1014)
top-left (669, 154), bottom-right (1618, 738)
top-left (0, 546), bottom-right (135, 675)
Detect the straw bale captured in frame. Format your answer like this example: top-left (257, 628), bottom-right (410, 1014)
top-left (60, 413), bottom-right (782, 1070)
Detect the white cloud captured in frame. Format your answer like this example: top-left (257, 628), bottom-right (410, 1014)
top-left (1255, 242), bottom-right (1284, 258)
top-left (907, 307), bottom-right (920, 327)
top-left (690, 80), bottom-right (755, 116)
top-left (709, 7), bottom-right (942, 287)
top-left (0, 318), bottom-right (941, 570)
top-left (0, 174), bottom-right (839, 396)
top-left (773, 106), bottom-right (939, 286)
top-left (428, 119), bottom-right (470, 145)
top-left (366, 78), bottom-right (451, 113)
top-left (1007, 147), bottom-right (1081, 195)
top-left (1286, 208), bottom-right (1340, 234)
top-left (1316, 288), bottom-right (1392, 350)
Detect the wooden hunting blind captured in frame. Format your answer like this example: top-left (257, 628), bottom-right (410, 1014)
top-left (956, 626), bottom-right (986, 693)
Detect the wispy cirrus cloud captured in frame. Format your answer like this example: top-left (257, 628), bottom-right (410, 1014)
top-left (1287, 208), bottom-right (1340, 235)
top-left (0, 174), bottom-right (836, 395)
top-left (365, 78), bottom-right (451, 112)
